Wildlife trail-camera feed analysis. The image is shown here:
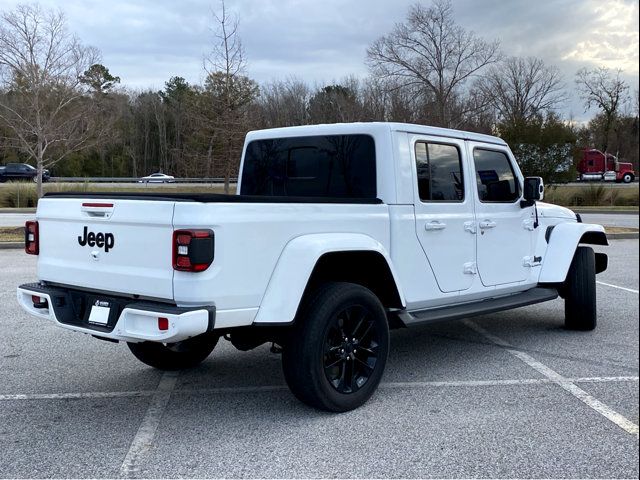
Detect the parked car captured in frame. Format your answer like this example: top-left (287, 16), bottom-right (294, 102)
top-left (138, 172), bottom-right (175, 183)
top-left (18, 122), bottom-right (608, 412)
top-left (0, 163), bottom-right (50, 182)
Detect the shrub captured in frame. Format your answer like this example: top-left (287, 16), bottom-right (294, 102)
top-left (544, 183), bottom-right (638, 207)
top-left (0, 182), bottom-right (38, 208)
top-left (582, 184), bottom-right (607, 205)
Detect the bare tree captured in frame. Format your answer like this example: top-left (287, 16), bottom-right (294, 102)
top-left (360, 77), bottom-right (389, 121)
top-left (366, 0), bottom-right (500, 128)
top-left (203, 0), bottom-right (257, 193)
top-left (257, 77), bottom-right (310, 127)
top-left (0, 4), bottom-right (104, 197)
top-left (479, 56), bottom-right (566, 125)
top-left (575, 66), bottom-right (629, 152)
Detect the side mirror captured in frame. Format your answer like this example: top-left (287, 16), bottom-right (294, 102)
top-left (521, 177), bottom-right (544, 207)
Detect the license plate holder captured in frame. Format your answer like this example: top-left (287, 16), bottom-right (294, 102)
top-left (88, 301), bottom-right (111, 325)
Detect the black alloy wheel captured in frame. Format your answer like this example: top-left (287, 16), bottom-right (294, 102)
top-left (323, 305), bottom-right (380, 394)
top-left (282, 282), bottom-right (389, 412)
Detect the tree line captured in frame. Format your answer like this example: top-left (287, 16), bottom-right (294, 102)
top-left (0, 1), bottom-right (638, 197)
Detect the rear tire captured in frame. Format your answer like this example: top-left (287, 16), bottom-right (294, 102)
top-left (282, 282), bottom-right (389, 412)
top-left (127, 333), bottom-right (219, 370)
top-left (564, 246), bottom-right (597, 331)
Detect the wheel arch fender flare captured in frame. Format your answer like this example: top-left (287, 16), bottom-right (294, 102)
top-left (253, 233), bottom-right (406, 325)
top-left (538, 223), bottom-right (608, 284)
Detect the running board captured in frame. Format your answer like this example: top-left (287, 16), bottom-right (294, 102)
top-left (397, 287), bottom-right (559, 327)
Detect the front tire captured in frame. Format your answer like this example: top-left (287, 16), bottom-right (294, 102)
top-left (622, 173), bottom-right (633, 183)
top-left (282, 282), bottom-right (389, 412)
top-left (127, 333), bottom-right (219, 370)
top-left (564, 246), bottom-right (597, 331)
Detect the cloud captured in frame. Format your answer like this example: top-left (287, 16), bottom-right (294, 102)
top-left (561, 0), bottom-right (639, 73)
top-left (1, 0), bottom-right (638, 118)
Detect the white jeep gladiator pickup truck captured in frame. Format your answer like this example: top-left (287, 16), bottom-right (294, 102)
top-left (18, 122), bottom-right (608, 412)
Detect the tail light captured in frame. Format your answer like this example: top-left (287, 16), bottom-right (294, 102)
top-left (172, 229), bottom-right (214, 272)
top-left (25, 221), bottom-right (39, 255)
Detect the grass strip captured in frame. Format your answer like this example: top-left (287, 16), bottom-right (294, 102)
top-left (0, 227), bottom-right (23, 243)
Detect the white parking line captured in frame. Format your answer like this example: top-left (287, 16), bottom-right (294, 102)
top-left (119, 371), bottom-right (179, 478)
top-left (379, 376), bottom-right (640, 389)
top-left (0, 390), bottom-right (155, 400)
top-left (597, 281), bottom-right (639, 294)
top-left (465, 320), bottom-right (639, 437)
top-left (575, 376), bottom-right (640, 384)
top-left (0, 376), bottom-right (637, 401)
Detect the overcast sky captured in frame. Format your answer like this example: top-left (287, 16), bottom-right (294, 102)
top-left (2, 0), bottom-right (639, 120)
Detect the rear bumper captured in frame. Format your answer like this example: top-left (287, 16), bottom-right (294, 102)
top-left (17, 283), bottom-right (215, 343)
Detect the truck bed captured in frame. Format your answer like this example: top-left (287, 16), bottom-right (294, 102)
top-left (44, 192), bottom-right (383, 204)
top-left (34, 193), bottom-right (391, 326)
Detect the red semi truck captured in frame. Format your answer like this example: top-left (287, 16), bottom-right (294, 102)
top-left (577, 149), bottom-right (635, 183)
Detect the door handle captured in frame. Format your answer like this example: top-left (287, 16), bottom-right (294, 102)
top-left (479, 220), bottom-right (497, 229)
top-left (425, 221), bottom-right (447, 231)
top-left (464, 221), bottom-right (477, 234)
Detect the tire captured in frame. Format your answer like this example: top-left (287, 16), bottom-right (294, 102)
top-left (564, 246), bottom-right (597, 331)
top-left (282, 282), bottom-right (389, 412)
top-left (622, 173), bottom-right (633, 183)
top-left (127, 333), bottom-right (219, 370)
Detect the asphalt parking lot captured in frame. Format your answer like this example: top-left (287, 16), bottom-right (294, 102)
top-left (0, 241), bottom-right (638, 478)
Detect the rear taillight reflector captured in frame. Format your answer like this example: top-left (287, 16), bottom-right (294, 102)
top-left (172, 229), bottom-right (215, 272)
top-left (31, 295), bottom-right (48, 309)
top-left (25, 221), bottom-right (39, 255)
top-left (158, 317), bottom-right (169, 331)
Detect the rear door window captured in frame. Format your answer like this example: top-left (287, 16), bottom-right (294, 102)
top-left (415, 142), bottom-right (464, 202)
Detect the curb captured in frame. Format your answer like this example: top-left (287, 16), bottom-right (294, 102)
top-left (0, 242), bottom-right (24, 249)
top-left (0, 208), bottom-right (36, 213)
top-left (574, 209), bottom-right (639, 215)
top-left (606, 233), bottom-right (639, 240)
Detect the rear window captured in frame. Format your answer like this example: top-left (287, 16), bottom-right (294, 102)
top-left (240, 135), bottom-right (376, 198)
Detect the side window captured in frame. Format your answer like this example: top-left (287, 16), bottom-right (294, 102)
top-left (415, 142), bottom-right (464, 202)
top-left (474, 149), bottom-right (519, 202)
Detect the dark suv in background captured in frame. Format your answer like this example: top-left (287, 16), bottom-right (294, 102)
top-left (0, 163), bottom-right (50, 182)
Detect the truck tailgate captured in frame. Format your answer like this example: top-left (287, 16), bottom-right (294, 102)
top-left (36, 198), bottom-right (175, 300)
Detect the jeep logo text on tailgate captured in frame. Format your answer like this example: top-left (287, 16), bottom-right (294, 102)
top-left (78, 226), bottom-right (115, 252)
